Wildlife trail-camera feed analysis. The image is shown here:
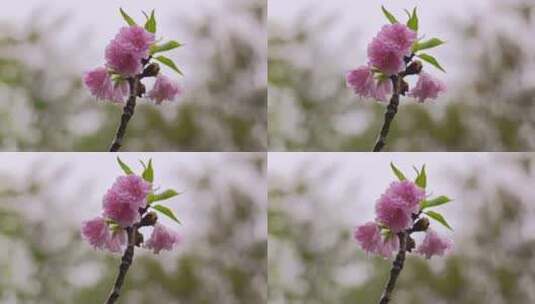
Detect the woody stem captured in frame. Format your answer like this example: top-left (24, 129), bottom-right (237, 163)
top-left (109, 77), bottom-right (139, 152)
top-left (373, 75), bottom-right (401, 152)
top-left (105, 227), bottom-right (136, 304)
top-left (378, 231), bottom-right (408, 304)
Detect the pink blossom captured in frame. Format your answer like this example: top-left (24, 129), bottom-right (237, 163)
top-left (145, 223), bottom-right (181, 254)
top-left (102, 188), bottom-right (141, 227)
top-left (416, 229), bottom-right (453, 259)
top-left (111, 175), bottom-right (151, 211)
top-left (409, 72), bottom-right (447, 103)
top-left (375, 235), bottom-right (399, 258)
top-left (105, 39), bottom-right (144, 77)
top-left (354, 222), bottom-right (382, 254)
top-left (371, 79), bottom-right (393, 102)
top-left (109, 81), bottom-right (130, 103)
top-left (81, 217), bottom-right (110, 249)
top-left (368, 24), bottom-right (416, 75)
top-left (385, 181), bottom-right (425, 215)
top-left (104, 26), bottom-right (155, 77)
top-left (115, 26), bottom-right (155, 56)
top-left (84, 67), bottom-right (113, 100)
top-left (105, 229), bottom-right (127, 253)
top-left (375, 194), bottom-right (412, 233)
top-left (367, 38), bottom-right (405, 76)
top-left (147, 75), bottom-right (182, 104)
top-left (376, 24), bottom-right (417, 56)
top-left (346, 66), bottom-right (375, 98)
top-left (83, 67), bottom-right (129, 103)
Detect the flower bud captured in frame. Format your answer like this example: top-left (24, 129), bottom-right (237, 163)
top-left (405, 60), bottom-right (423, 75)
top-left (412, 217), bottom-right (430, 232)
top-left (135, 230), bottom-right (144, 247)
top-left (406, 235), bottom-right (416, 252)
top-left (142, 63), bottom-right (160, 78)
top-left (400, 79), bottom-right (409, 96)
top-left (137, 83), bottom-right (146, 97)
top-left (140, 211), bottom-right (158, 227)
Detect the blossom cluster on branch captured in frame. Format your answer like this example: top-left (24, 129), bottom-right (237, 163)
top-left (83, 9), bottom-right (183, 105)
top-left (82, 158), bottom-right (182, 255)
top-left (346, 6), bottom-right (446, 103)
top-left (354, 163), bottom-right (453, 259)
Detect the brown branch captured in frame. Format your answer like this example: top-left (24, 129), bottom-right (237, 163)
top-left (109, 77), bottom-right (139, 152)
top-left (105, 227), bottom-right (136, 304)
top-left (378, 232), bottom-right (408, 304)
top-left (373, 76), bottom-right (401, 152)
top-left (372, 60), bottom-right (422, 152)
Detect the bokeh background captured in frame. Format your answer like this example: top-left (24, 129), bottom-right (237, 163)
top-left (269, 153), bottom-right (535, 303)
top-left (0, 153), bottom-right (267, 303)
top-left (0, 0), bottom-right (266, 151)
top-left (269, 0), bottom-right (535, 151)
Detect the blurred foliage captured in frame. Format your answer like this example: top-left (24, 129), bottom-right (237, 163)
top-left (269, 0), bottom-right (535, 151)
top-left (268, 154), bottom-right (535, 303)
top-left (0, 0), bottom-right (266, 151)
top-left (0, 153), bottom-right (267, 304)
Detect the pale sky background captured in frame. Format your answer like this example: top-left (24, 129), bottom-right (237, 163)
top-left (0, 0), bottom-right (264, 89)
top-left (269, 152), bottom-right (535, 240)
top-left (269, 0), bottom-right (492, 89)
top-left (0, 152), bottom-right (267, 252)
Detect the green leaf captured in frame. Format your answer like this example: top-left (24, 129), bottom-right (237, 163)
top-left (390, 163), bottom-right (407, 181)
top-left (142, 159), bottom-right (154, 183)
top-left (381, 6), bottom-right (399, 24)
top-left (155, 55), bottom-right (183, 76)
top-left (152, 204), bottom-right (181, 224)
top-left (417, 53), bottom-right (446, 72)
top-left (148, 189), bottom-right (181, 204)
top-left (119, 8), bottom-right (137, 26)
top-left (117, 157), bottom-right (134, 175)
top-left (407, 7), bottom-right (419, 31)
top-left (149, 40), bottom-right (182, 55)
top-left (424, 210), bottom-right (453, 230)
top-left (144, 9), bottom-right (157, 33)
top-left (412, 38), bottom-right (445, 52)
top-left (415, 165), bottom-right (427, 189)
top-left (420, 196), bottom-right (452, 209)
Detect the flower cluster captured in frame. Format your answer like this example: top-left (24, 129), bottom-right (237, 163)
top-left (354, 164), bottom-right (453, 259)
top-left (83, 9), bottom-right (182, 105)
top-left (82, 158), bottom-right (182, 255)
top-left (346, 7), bottom-right (446, 103)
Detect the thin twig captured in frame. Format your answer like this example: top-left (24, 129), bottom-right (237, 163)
top-left (109, 78), bottom-right (139, 152)
top-left (378, 232), bottom-right (408, 304)
top-left (105, 227), bottom-right (136, 304)
top-left (373, 76), bottom-right (401, 152)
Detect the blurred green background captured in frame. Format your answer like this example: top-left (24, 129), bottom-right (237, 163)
top-left (0, 153), bottom-right (267, 303)
top-left (269, 0), bottom-right (535, 151)
top-left (268, 152), bottom-right (535, 303)
top-left (0, 0), bottom-right (266, 151)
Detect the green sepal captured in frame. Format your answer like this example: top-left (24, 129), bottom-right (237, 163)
top-left (150, 40), bottom-right (182, 55)
top-left (152, 204), bottom-right (181, 224)
top-left (142, 159), bottom-right (154, 183)
top-left (155, 55), bottom-right (183, 76)
top-left (412, 38), bottom-right (445, 53)
top-left (144, 9), bottom-right (157, 33)
top-left (415, 165), bottom-right (427, 189)
top-left (424, 210), bottom-right (453, 230)
top-left (119, 8), bottom-right (137, 26)
top-left (117, 157), bottom-right (134, 175)
top-left (407, 7), bottom-right (419, 31)
top-left (381, 6), bottom-right (399, 24)
top-left (390, 162), bottom-right (407, 181)
top-left (420, 196), bottom-right (452, 210)
top-left (417, 53), bottom-right (446, 73)
top-left (148, 189), bottom-right (181, 204)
